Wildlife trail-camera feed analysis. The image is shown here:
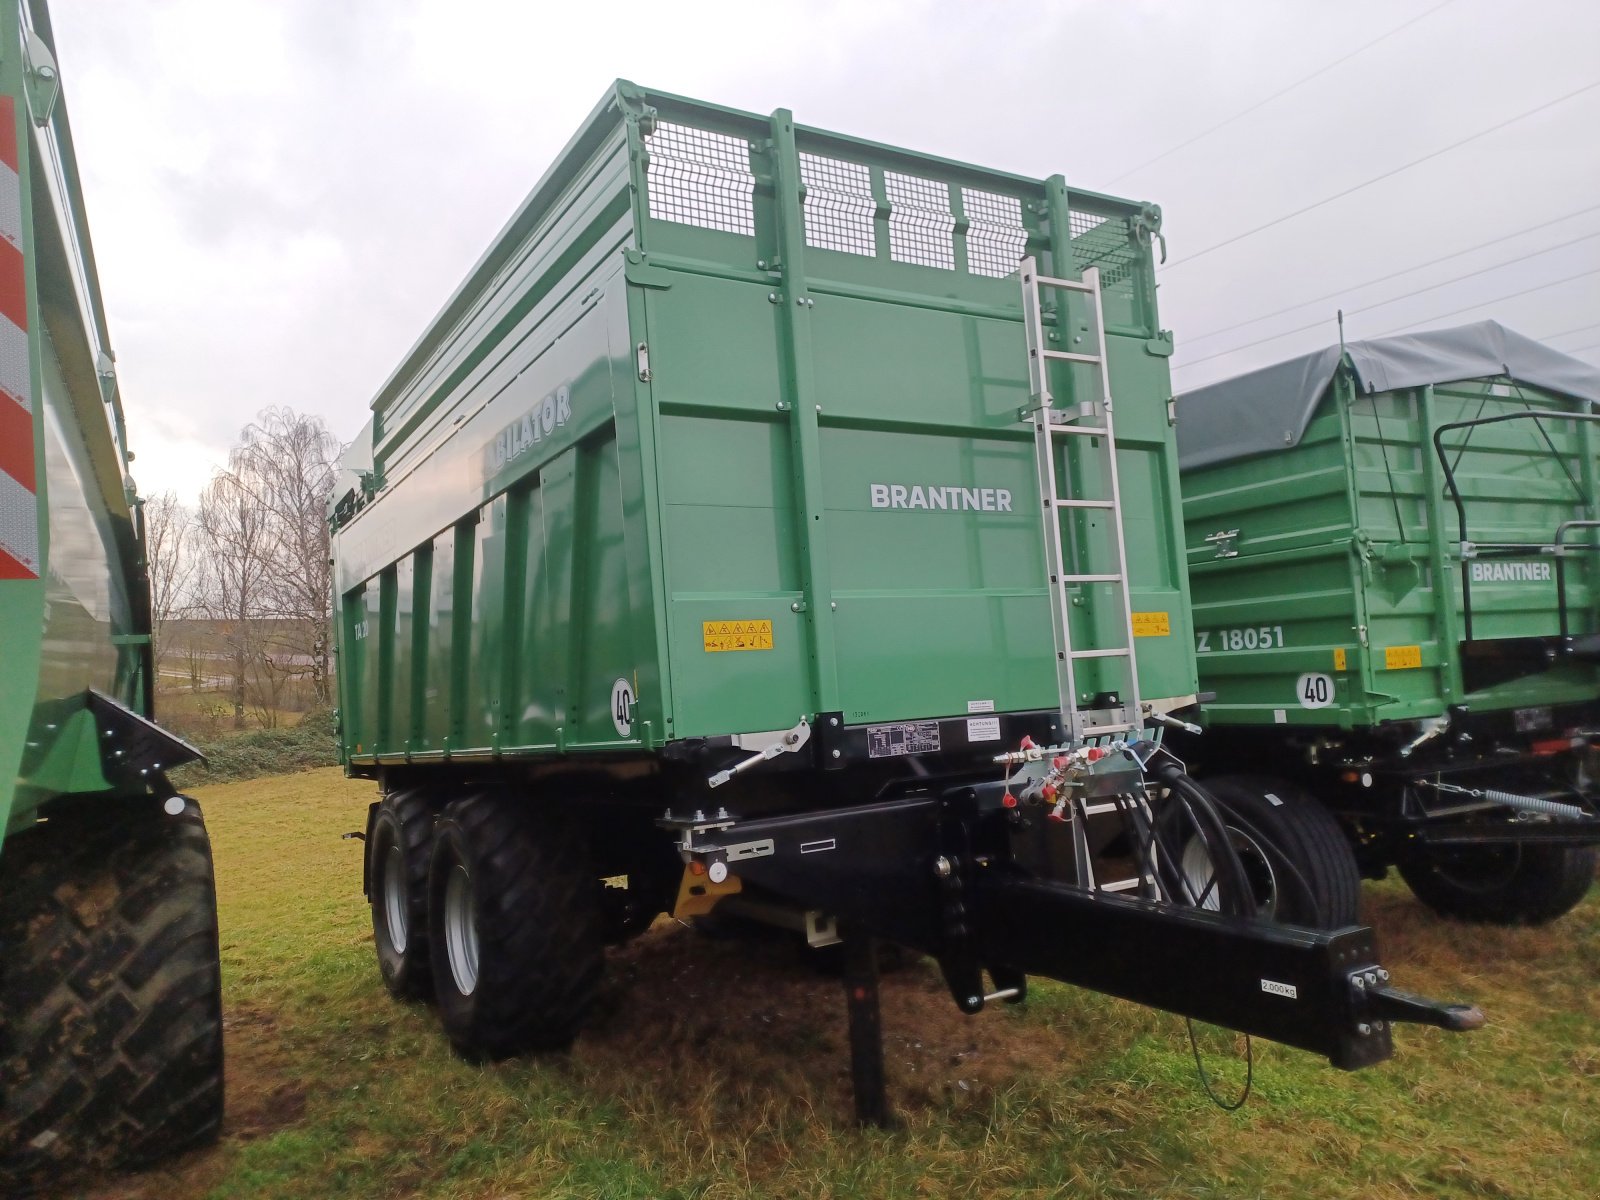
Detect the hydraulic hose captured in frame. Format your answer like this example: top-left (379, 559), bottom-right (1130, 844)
top-left (1146, 756), bottom-right (1254, 919)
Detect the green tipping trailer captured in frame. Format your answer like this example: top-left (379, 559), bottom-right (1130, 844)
top-left (0, 1), bottom-right (222, 1183)
top-left (331, 82), bottom-right (1477, 1123)
top-left (1177, 322), bottom-right (1600, 926)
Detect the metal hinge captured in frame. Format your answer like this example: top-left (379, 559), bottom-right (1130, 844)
top-left (1205, 529), bottom-right (1240, 559)
top-left (636, 342), bottom-right (651, 382)
top-left (24, 31), bottom-right (59, 127)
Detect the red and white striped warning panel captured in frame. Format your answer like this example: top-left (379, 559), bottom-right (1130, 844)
top-left (0, 93), bottom-right (38, 581)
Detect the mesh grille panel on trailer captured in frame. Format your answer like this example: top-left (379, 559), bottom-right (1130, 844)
top-left (1069, 209), bottom-right (1138, 297)
top-left (644, 122), bottom-right (756, 236)
top-left (963, 188), bottom-right (1028, 278)
top-left (885, 172), bottom-right (955, 270)
top-left (799, 153), bottom-right (875, 257)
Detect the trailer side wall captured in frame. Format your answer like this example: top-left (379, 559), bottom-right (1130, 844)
top-left (333, 85), bottom-right (1193, 764)
top-left (1, 5), bottom-right (147, 840)
top-left (1183, 373), bottom-right (1600, 728)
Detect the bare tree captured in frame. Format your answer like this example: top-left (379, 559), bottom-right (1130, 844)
top-left (142, 491), bottom-right (196, 683)
top-left (196, 469), bottom-right (273, 728)
top-left (233, 408), bottom-right (340, 706)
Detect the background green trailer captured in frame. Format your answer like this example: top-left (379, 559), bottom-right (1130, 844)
top-left (0, 0), bottom-right (222, 1182)
top-left (1177, 321), bottom-right (1600, 925)
top-left (330, 82), bottom-right (1477, 1121)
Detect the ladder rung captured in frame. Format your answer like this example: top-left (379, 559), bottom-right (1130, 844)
top-left (1071, 647), bottom-right (1131, 659)
top-left (1047, 423), bottom-right (1110, 437)
top-left (1053, 498), bottom-right (1115, 509)
top-left (1032, 273), bottom-right (1096, 294)
top-left (1059, 573), bottom-right (1123, 584)
top-left (1041, 349), bottom-right (1102, 364)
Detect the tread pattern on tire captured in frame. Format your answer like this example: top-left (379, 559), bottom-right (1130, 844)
top-left (370, 787), bottom-right (438, 999)
top-left (0, 796), bottom-right (224, 1188)
top-left (429, 792), bottom-right (604, 1060)
top-left (1202, 774), bottom-right (1363, 928)
top-left (1400, 844), bottom-right (1597, 926)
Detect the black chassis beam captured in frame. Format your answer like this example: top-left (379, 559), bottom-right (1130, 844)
top-left (1415, 821), bottom-right (1600, 848)
top-left (975, 875), bottom-right (1394, 1070)
top-left (676, 791), bottom-right (1476, 1071)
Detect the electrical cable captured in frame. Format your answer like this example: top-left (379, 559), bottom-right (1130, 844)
top-left (1185, 204), bottom-right (1600, 344)
top-left (1545, 321), bottom-right (1600, 342)
top-left (1107, 0), bottom-right (1461, 185)
top-left (1366, 266), bottom-right (1600, 338)
top-left (1162, 79), bottom-right (1600, 270)
top-left (1149, 761), bottom-right (1260, 1110)
top-left (1174, 234), bottom-right (1600, 370)
top-left (1186, 1018), bottom-right (1255, 1111)
top-left (1177, 265), bottom-right (1600, 378)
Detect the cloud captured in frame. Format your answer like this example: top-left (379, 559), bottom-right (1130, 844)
top-left (42, 0), bottom-right (1600, 505)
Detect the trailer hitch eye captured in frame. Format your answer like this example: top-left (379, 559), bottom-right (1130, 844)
top-left (1354, 968), bottom-right (1485, 1033)
top-left (1364, 984), bottom-right (1486, 1033)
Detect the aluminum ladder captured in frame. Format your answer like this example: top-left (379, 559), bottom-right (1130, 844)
top-left (1019, 255), bottom-right (1144, 747)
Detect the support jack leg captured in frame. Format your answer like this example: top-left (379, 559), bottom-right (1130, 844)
top-left (840, 923), bottom-right (892, 1128)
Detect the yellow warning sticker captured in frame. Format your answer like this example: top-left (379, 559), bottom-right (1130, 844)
top-left (702, 620), bottom-right (774, 653)
top-left (1333, 647), bottom-right (1347, 671)
top-left (1131, 611), bottom-right (1171, 638)
top-left (1384, 644), bottom-right (1422, 670)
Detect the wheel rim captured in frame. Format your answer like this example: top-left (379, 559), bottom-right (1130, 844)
top-left (443, 863), bottom-right (479, 996)
top-left (1180, 826), bottom-right (1279, 917)
top-left (382, 843), bottom-right (408, 954)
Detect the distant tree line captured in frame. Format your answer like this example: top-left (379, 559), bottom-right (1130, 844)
top-left (143, 407), bottom-right (339, 729)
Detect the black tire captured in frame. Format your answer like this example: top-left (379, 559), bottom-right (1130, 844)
top-left (1399, 844), bottom-right (1597, 926)
top-left (1184, 775), bottom-right (1362, 928)
top-left (427, 793), bottom-right (603, 1060)
top-left (0, 795), bottom-right (224, 1189)
top-left (369, 788), bottom-right (437, 999)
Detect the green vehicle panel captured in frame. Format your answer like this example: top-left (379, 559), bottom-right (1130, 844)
top-left (1178, 338), bottom-right (1599, 731)
top-left (1, 5), bottom-right (224, 1178)
top-left (330, 82), bottom-right (1192, 765)
top-left (0, 2), bottom-right (151, 846)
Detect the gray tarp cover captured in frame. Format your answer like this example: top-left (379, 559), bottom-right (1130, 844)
top-left (1174, 320), bottom-right (1600, 470)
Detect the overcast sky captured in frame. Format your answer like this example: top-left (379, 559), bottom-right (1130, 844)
top-left (48, 0), bottom-right (1600, 504)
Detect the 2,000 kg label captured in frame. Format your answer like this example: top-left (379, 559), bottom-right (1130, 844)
top-left (867, 721), bottom-right (942, 759)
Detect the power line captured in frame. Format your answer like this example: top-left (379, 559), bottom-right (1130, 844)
top-left (1175, 267), bottom-right (1600, 376)
top-left (1565, 340), bottom-right (1600, 355)
top-left (1173, 238), bottom-right (1600, 370)
top-left (1185, 203), bottom-right (1600, 344)
top-left (1544, 321), bottom-right (1600, 341)
top-left (1367, 266), bottom-right (1600, 337)
top-left (1162, 78), bottom-right (1600, 271)
top-left (1106, 0), bottom-right (1460, 185)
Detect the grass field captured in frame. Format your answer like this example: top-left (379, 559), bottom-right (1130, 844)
top-left (58, 768), bottom-right (1599, 1200)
